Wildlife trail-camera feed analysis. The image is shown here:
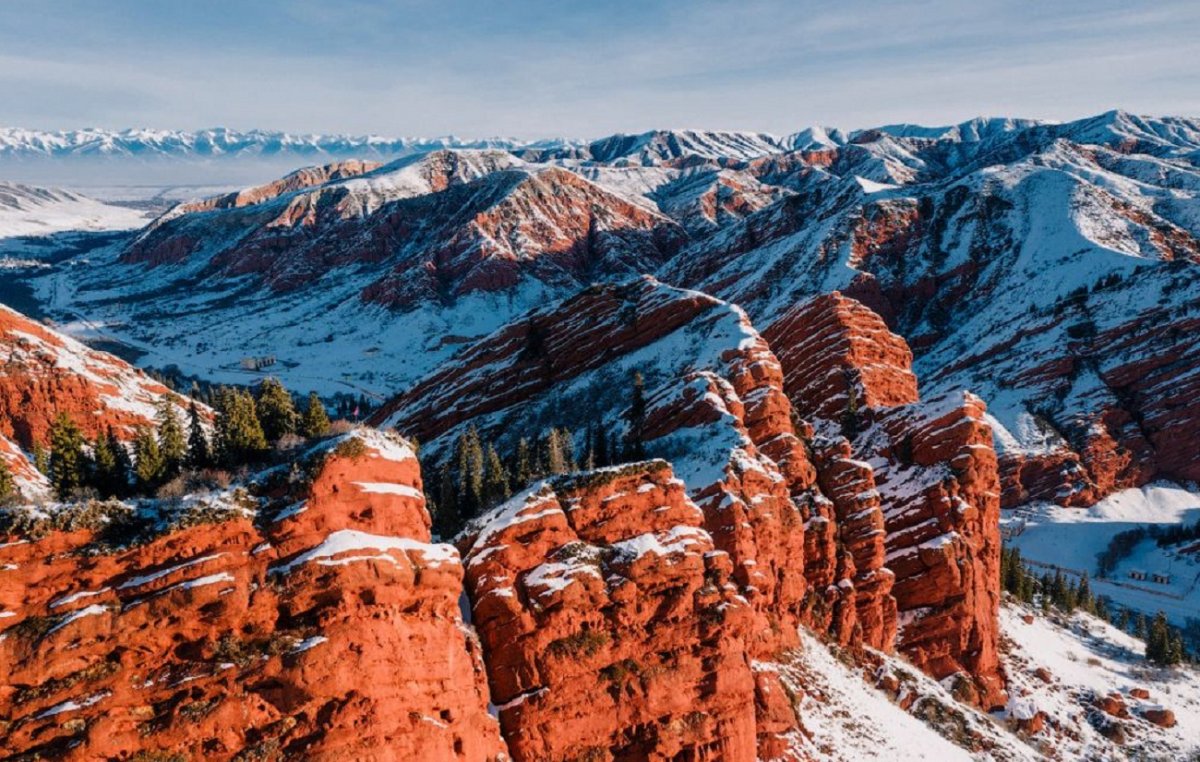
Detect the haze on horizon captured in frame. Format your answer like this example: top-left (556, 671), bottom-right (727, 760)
top-left (1, 0), bottom-right (1198, 140)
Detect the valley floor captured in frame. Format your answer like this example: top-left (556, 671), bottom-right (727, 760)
top-left (1006, 482), bottom-right (1200, 627)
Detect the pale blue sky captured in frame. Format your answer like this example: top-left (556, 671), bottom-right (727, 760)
top-left (1, 0), bottom-right (1197, 137)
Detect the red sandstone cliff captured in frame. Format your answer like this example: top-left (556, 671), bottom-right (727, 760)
top-left (0, 430), bottom-right (506, 760)
top-left (765, 293), bottom-right (1004, 708)
top-left (460, 463), bottom-right (764, 761)
top-left (378, 283), bottom-right (1004, 708)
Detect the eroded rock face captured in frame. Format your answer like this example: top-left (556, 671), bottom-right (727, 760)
top-left (811, 438), bottom-right (896, 651)
top-left (379, 277), bottom-right (817, 755)
top-left (766, 293), bottom-right (1004, 709)
top-left (123, 153), bottom-right (684, 305)
top-left (0, 430), bottom-right (506, 761)
top-left (763, 291), bottom-right (919, 422)
top-left (868, 392), bottom-right (1004, 709)
top-left (460, 463), bottom-right (763, 761)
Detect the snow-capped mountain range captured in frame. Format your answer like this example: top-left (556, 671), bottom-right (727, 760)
top-left (4, 108), bottom-right (1200, 513)
top-left (3, 110), bottom-right (1197, 163)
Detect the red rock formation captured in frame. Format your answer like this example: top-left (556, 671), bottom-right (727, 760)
top-left (871, 392), bottom-right (1005, 709)
top-left (460, 463), bottom-right (762, 761)
top-left (173, 160), bottom-right (382, 214)
top-left (766, 293), bottom-right (1004, 709)
top-left (123, 153), bottom-right (684, 306)
top-left (378, 278), bottom-right (816, 754)
top-left (1142, 707), bottom-right (1177, 728)
top-left (0, 305), bottom-right (202, 454)
top-left (0, 430), bottom-right (506, 761)
top-left (811, 438), bottom-right (896, 651)
top-left (763, 292), bottom-right (919, 422)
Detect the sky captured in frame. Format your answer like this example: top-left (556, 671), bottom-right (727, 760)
top-left (0, 0), bottom-right (1198, 139)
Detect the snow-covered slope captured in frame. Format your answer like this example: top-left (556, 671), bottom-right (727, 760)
top-left (657, 114), bottom-right (1200, 508)
top-left (519, 129), bottom-right (788, 165)
top-left (999, 603), bottom-right (1200, 759)
top-left (0, 182), bottom-right (148, 237)
top-left (0, 303), bottom-right (208, 500)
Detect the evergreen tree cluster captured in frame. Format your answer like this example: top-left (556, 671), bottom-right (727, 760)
top-left (423, 370), bottom-right (652, 537)
top-left (1000, 546), bottom-right (1193, 666)
top-left (37, 379), bottom-right (335, 501)
top-left (1145, 611), bottom-right (1188, 667)
top-left (428, 425), bottom-right (579, 537)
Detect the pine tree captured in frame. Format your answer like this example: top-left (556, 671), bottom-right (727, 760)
top-left (1018, 567), bottom-right (1035, 603)
top-left (1116, 608), bottom-right (1130, 632)
top-left (436, 462), bottom-right (461, 537)
top-left (584, 437), bottom-right (596, 471)
top-left (1146, 611), bottom-right (1172, 665)
top-left (214, 388), bottom-right (268, 467)
top-left (545, 428), bottom-right (567, 475)
top-left (1095, 596), bottom-right (1110, 622)
top-left (514, 438), bottom-right (532, 487)
top-left (187, 401), bottom-right (210, 469)
top-left (1077, 574), bottom-right (1095, 615)
top-left (133, 427), bottom-right (165, 491)
top-left (595, 427), bottom-right (610, 467)
top-left (301, 392), bottom-right (331, 439)
top-left (32, 443), bottom-right (49, 475)
top-left (157, 399), bottom-right (187, 478)
top-left (1167, 632), bottom-right (1185, 665)
top-left (482, 444), bottom-right (510, 506)
top-left (48, 413), bottom-right (87, 499)
top-left (624, 372), bottom-right (647, 460)
top-left (560, 428), bottom-right (576, 472)
top-left (254, 378), bottom-right (298, 443)
top-left (1003, 547), bottom-right (1024, 594)
top-left (0, 457), bottom-right (15, 505)
top-left (455, 427), bottom-right (484, 517)
top-left (91, 431), bottom-right (126, 498)
top-left (1135, 613), bottom-right (1149, 641)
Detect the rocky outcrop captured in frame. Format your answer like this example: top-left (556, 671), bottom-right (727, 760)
top-left (810, 438), bottom-right (896, 651)
top-left (0, 305), bottom-right (201, 455)
top-left (378, 277), bottom-right (823, 754)
top-left (0, 430), bottom-right (506, 761)
top-left (377, 279), bottom-right (1006, 709)
top-left (763, 291), bottom-right (919, 421)
top-left (460, 463), bottom-right (764, 761)
top-left (869, 392), bottom-right (1004, 708)
top-left (376, 277), bottom-right (821, 654)
top-left (766, 293), bottom-right (1004, 709)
